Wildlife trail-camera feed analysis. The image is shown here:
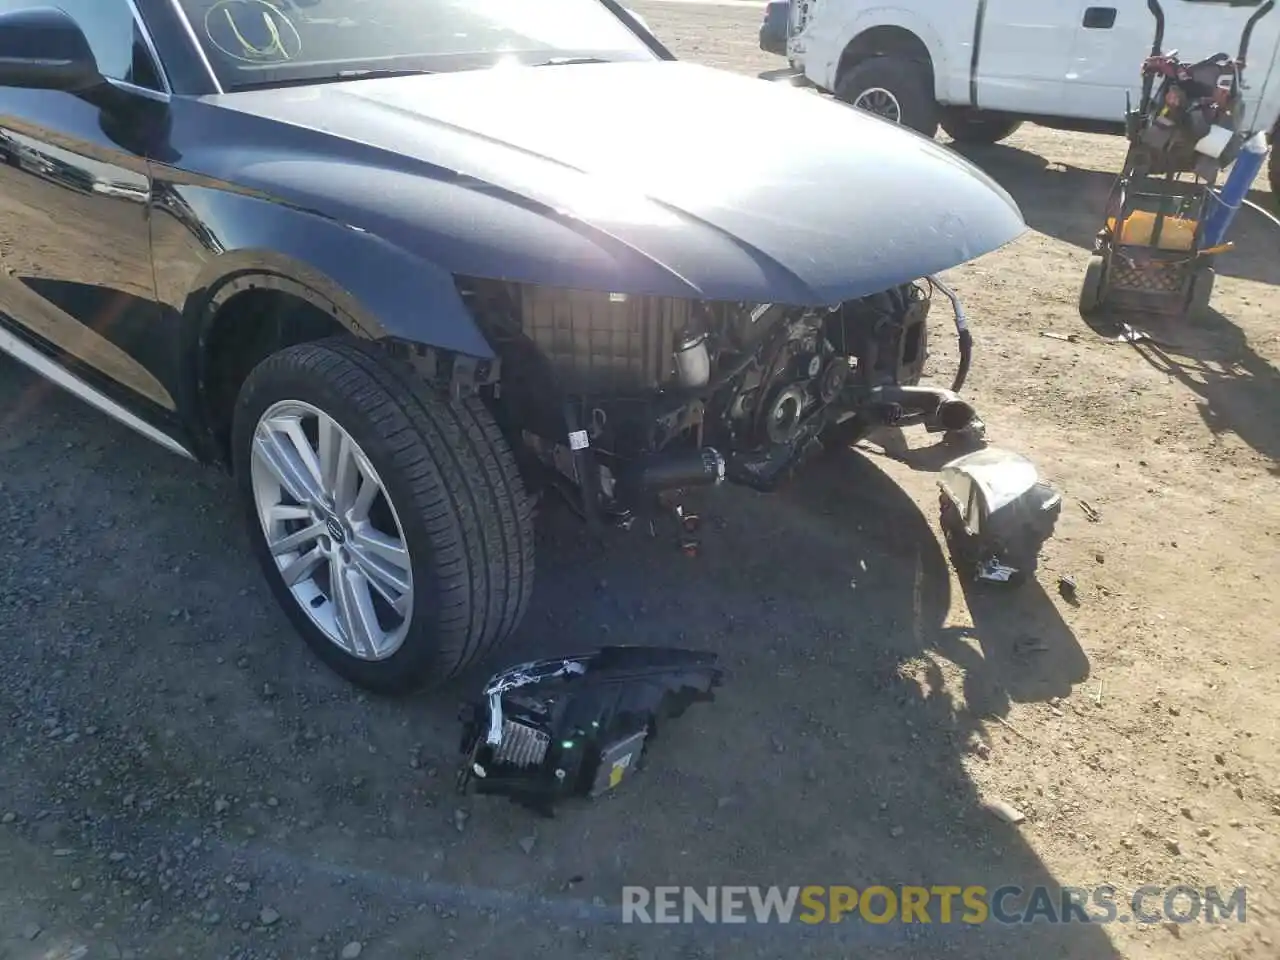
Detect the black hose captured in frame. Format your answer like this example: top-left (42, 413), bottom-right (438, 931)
top-left (951, 328), bottom-right (972, 394)
top-left (1146, 0), bottom-right (1165, 56)
top-left (1239, 0), bottom-right (1275, 63)
top-left (563, 401), bottom-right (604, 535)
top-left (1140, 0), bottom-right (1165, 114)
top-left (926, 276), bottom-right (972, 395)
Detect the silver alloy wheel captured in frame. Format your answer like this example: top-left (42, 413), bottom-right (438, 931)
top-left (250, 400), bottom-right (414, 661)
top-left (853, 86), bottom-right (902, 123)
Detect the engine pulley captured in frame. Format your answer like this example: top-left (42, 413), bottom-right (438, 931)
top-left (818, 356), bottom-right (854, 404)
top-left (764, 385), bottom-right (808, 445)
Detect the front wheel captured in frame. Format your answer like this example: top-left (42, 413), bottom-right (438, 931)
top-left (232, 338), bottom-right (535, 694)
top-left (834, 55), bottom-right (939, 138)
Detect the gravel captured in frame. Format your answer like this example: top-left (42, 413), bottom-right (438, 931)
top-left (0, 5), bottom-right (1275, 960)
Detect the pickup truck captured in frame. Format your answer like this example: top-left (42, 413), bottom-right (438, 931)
top-left (764, 0), bottom-right (1280, 195)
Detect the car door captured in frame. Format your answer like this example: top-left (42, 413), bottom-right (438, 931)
top-left (974, 0), bottom-right (1084, 114)
top-left (1061, 0), bottom-right (1153, 121)
top-left (0, 0), bottom-right (180, 430)
top-left (1067, 0), bottom-right (1280, 123)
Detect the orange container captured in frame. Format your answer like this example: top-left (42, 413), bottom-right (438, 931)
top-left (1106, 211), bottom-right (1197, 251)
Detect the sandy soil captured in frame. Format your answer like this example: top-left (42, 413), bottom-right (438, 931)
top-left (0, 3), bottom-right (1276, 959)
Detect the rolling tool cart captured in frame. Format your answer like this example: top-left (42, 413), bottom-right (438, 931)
top-left (1079, 0), bottom-right (1275, 319)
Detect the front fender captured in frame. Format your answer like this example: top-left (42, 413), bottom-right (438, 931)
top-left (802, 7), bottom-right (955, 102)
top-left (168, 185), bottom-right (493, 360)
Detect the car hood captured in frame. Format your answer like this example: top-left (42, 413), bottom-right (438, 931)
top-left (206, 61), bottom-right (1025, 304)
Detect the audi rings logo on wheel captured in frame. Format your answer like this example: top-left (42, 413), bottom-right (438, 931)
top-left (324, 515), bottom-right (346, 545)
top-left (204, 0), bottom-right (303, 63)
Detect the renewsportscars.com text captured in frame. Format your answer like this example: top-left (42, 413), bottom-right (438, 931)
top-left (621, 885), bottom-right (1248, 925)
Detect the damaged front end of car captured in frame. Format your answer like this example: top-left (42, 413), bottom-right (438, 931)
top-left (457, 272), bottom-right (985, 526)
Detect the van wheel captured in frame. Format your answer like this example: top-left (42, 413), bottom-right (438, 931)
top-left (835, 56), bottom-right (939, 138)
top-left (941, 109), bottom-right (1023, 144)
top-left (232, 337), bottom-right (535, 694)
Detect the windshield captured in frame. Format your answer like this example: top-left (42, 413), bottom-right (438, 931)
top-left (175, 0), bottom-right (659, 90)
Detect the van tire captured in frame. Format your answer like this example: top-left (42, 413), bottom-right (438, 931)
top-left (834, 56), bottom-right (939, 138)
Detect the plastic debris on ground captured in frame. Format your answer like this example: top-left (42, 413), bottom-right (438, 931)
top-left (937, 447), bottom-right (1063, 586)
top-left (456, 646), bottom-right (723, 816)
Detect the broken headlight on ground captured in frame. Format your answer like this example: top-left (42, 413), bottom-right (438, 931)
top-left (938, 447), bottom-right (1062, 585)
top-left (456, 647), bottom-right (723, 815)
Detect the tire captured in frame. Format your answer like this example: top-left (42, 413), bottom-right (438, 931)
top-left (1079, 255), bottom-right (1107, 317)
top-left (940, 110), bottom-right (1023, 144)
top-left (231, 337), bottom-right (535, 695)
top-left (834, 56), bottom-right (939, 138)
top-left (1187, 266), bottom-right (1215, 317)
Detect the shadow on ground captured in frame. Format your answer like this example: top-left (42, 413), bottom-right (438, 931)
top-left (852, 430), bottom-right (1091, 714)
top-left (1097, 306), bottom-right (1280, 471)
top-left (0, 359), bottom-right (1117, 958)
top-left (1071, 284), bottom-right (1280, 470)
top-left (952, 141), bottom-right (1280, 287)
top-left (953, 141), bottom-right (1280, 470)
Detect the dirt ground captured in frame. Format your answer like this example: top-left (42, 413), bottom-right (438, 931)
top-left (1, 3), bottom-right (1278, 959)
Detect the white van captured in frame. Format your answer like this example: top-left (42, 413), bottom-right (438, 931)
top-left (769, 0), bottom-right (1280, 193)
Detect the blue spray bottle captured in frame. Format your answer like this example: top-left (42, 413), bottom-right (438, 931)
top-left (1200, 130), bottom-right (1270, 248)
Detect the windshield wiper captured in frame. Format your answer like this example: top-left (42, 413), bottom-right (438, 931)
top-left (527, 57), bottom-right (612, 67)
top-left (228, 68), bottom-right (434, 91)
top-left (328, 68), bottom-right (436, 82)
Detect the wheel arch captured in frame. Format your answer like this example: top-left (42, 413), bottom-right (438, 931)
top-left (828, 16), bottom-right (949, 99)
top-left (173, 225), bottom-right (497, 467)
top-left (191, 271), bottom-right (348, 466)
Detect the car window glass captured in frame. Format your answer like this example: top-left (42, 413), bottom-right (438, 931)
top-left (174, 0), bottom-right (657, 90)
top-left (0, 0), bottom-right (164, 91)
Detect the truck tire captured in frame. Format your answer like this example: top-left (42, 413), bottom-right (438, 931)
top-left (835, 56), bottom-right (939, 138)
top-left (232, 337), bottom-right (535, 695)
top-left (940, 110), bottom-right (1023, 144)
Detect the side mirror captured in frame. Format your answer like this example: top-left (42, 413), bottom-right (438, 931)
top-left (0, 7), bottom-right (104, 93)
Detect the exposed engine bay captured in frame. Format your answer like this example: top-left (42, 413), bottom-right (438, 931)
top-left (459, 275), bottom-right (984, 523)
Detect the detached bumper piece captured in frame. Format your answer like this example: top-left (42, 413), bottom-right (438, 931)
top-left (937, 448), bottom-right (1062, 586)
top-left (456, 647), bottom-right (723, 816)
